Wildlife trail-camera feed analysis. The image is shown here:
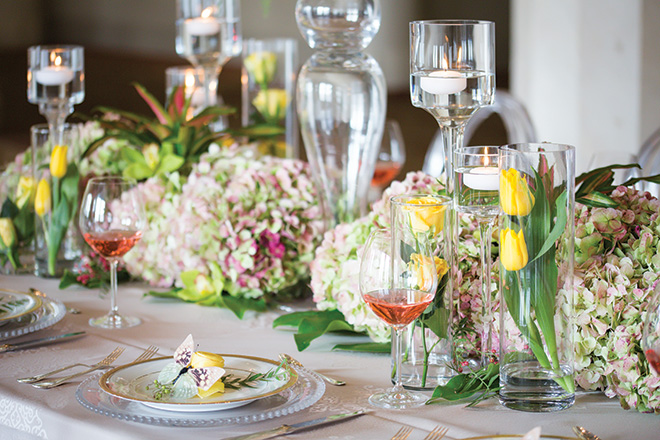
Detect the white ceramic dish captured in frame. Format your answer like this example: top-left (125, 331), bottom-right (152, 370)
top-left (0, 289), bottom-right (42, 323)
top-left (0, 295), bottom-right (65, 340)
top-left (99, 355), bottom-right (297, 412)
top-left (77, 362), bottom-right (325, 427)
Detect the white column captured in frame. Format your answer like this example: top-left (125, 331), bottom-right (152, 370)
top-left (511, 0), bottom-right (660, 173)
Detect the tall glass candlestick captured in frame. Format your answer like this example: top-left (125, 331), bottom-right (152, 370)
top-left (27, 45), bottom-right (84, 145)
top-left (455, 146), bottom-right (499, 368)
top-left (410, 20), bottom-right (495, 371)
top-left (176, 0), bottom-right (241, 130)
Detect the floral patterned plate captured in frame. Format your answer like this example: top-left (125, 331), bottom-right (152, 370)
top-left (0, 289), bottom-right (42, 324)
top-left (99, 355), bottom-right (297, 412)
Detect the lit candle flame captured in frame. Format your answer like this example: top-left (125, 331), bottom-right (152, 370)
top-left (51, 54), bottom-right (63, 67)
top-left (483, 154), bottom-right (490, 167)
top-left (201, 6), bottom-right (213, 18)
top-left (185, 72), bottom-right (196, 89)
top-left (442, 55), bottom-right (449, 70)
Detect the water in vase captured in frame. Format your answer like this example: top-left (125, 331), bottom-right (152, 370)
top-left (176, 18), bottom-right (241, 67)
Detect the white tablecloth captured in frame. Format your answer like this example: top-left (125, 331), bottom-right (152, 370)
top-left (0, 274), bottom-right (657, 440)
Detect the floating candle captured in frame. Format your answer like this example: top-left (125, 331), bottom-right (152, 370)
top-left (185, 16), bottom-right (221, 36)
top-left (34, 66), bottom-right (74, 86)
top-left (463, 167), bottom-right (499, 191)
top-left (420, 70), bottom-right (467, 95)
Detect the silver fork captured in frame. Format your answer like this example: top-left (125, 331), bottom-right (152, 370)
top-left (31, 347), bottom-right (125, 389)
top-left (18, 361), bottom-right (94, 384)
top-left (391, 426), bottom-right (413, 440)
top-left (279, 353), bottom-right (346, 386)
top-left (423, 426), bottom-right (449, 440)
top-left (131, 345), bottom-right (159, 364)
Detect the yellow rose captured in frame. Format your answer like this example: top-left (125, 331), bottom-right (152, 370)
top-left (434, 256), bottom-right (449, 278)
top-left (49, 144), bottom-right (68, 179)
top-left (252, 89), bottom-right (289, 123)
top-left (190, 351), bottom-right (226, 398)
top-left (500, 168), bottom-right (535, 216)
top-left (244, 51), bottom-right (278, 86)
top-left (500, 228), bottom-right (529, 271)
top-left (411, 253), bottom-right (437, 292)
top-left (15, 176), bottom-right (36, 209)
top-left (404, 197), bottom-right (447, 235)
top-left (0, 218), bottom-right (17, 249)
top-left (34, 179), bottom-right (52, 217)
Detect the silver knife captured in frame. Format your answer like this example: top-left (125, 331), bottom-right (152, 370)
top-left (0, 332), bottom-right (86, 353)
top-left (221, 410), bottom-right (367, 440)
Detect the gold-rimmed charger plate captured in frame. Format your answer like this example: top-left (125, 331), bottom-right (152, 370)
top-left (0, 289), bottom-right (43, 324)
top-left (99, 355), bottom-right (297, 412)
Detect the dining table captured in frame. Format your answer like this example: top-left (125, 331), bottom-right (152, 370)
top-left (0, 273), bottom-right (657, 440)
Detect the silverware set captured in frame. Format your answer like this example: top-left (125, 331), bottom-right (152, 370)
top-left (17, 344), bottom-right (159, 388)
top-left (278, 353), bottom-right (346, 386)
top-left (391, 425), bottom-right (448, 440)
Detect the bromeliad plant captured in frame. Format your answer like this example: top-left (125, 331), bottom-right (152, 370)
top-left (81, 83), bottom-right (234, 180)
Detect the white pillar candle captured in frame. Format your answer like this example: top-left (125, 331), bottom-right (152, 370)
top-left (185, 17), bottom-right (221, 36)
top-left (34, 66), bottom-right (74, 86)
top-left (463, 167), bottom-right (499, 191)
top-left (420, 70), bottom-right (467, 95)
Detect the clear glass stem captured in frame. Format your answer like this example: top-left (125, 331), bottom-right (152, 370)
top-left (202, 65), bottom-right (220, 108)
top-left (109, 259), bottom-right (119, 316)
top-left (477, 215), bottom-right (496, 367)
top-left (438, 122), bottom-right (466, 364)
top-left (391, 327), bottom-right (404, 394)
top-left (39, 101), bottom-right (73, 145)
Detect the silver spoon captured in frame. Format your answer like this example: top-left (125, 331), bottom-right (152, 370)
top-left (279, 353), bottom-right (346, 386)
top-left (573, 426), bottom-right (602, 440)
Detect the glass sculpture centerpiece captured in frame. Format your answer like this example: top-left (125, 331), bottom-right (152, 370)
top-left (295, 0), bottom-right (386, 226)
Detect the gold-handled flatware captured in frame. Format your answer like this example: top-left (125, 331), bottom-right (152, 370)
top-left (30, 346), bottom-right (125, 389)
top-left (391, 426), bottom-right (413, 440)
top-left (573, 426), bottom-right (602, 440)
top-left (279, 353), bottom-right (346, 386)
top-left (423, 425), bottom-right (449, 440)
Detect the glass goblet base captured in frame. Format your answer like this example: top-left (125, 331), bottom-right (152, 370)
top-left (368, 388), bottom-right (427, 409)
top-left (89, 311), bottom-right (141, 329)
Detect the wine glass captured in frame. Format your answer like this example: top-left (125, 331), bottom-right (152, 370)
top-left (642, 282), bottom-right (660, 374)
top-left (370, 119), bottom-right (406, 199)
top-left (79, 177), bottom-right (146, 329)
top-left (454, 146), bottom-right (499, 367)
top-left (359, 228), bottom-right (438, 409)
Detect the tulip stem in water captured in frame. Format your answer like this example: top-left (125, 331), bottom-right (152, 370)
top-left (477, 216), bottom-right (496, 367)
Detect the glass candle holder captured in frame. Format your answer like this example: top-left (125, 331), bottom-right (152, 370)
top-left (498, 142), bottom-right (576, 412)
top-left (241, 38), bottom-right (298, 158)
top-left (27, 45), bottom-right (84, 145)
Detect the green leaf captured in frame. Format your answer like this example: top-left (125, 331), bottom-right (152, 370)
top-left (123, 163), bottom-right (154, 181)
top-left (420, 307), bottom-right (450, 340)
top-left (229, 124), bottom-right (286, 139)
top-left (576, 191), bottom-right (618, 208)
top-left (222, 295), bottom-right (267, 319)
top-left (154, 154), bottom-right (185, 176)
top-left (133, 82), bottom-right (172, 125)
top-left (0, 198), bottom-right (18, 218)
top-left (146, 288), bottom-right (184, 299)
top-left (426, 363), bottom-right (500, 405)
top-left (121, 146), bottom-right (148, 165)
top-left (530, 190), bottom-right (567, 263)
top-left (332, 342), bottom-right (390, 353)
top-left (14, 201), bottom-right (35, 241)
top-left (273, 310), bottom-right (362, 351)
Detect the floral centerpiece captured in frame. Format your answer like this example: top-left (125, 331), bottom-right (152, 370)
top-left (307, 169), bottom-right (660, 413)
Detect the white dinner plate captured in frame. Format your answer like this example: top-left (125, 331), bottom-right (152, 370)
top-left (0, 295), bottom-right (65, 340)
top-left (0, 289), bottom-right (42, 323)
top-left (99, 355), bottom-right (297, 412)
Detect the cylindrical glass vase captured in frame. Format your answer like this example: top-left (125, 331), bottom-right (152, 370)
top-left (32, 123), bottom-right (83, 278)
top-left (498, 143), bottom-right (576, 412)
top-left (241, 38), bottom-right (298, 158)
top-left (390, 194), bottom-right (454, 389)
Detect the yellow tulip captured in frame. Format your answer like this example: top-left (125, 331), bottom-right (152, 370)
top-left (404, 197), bottom-right (447, 235)
top-left (49, 144), bottom-right (68, 178)
top-left (0, 218), bottom-right (17, 249)
top-left (244, 51), bottom-right (278, 86)
top-left (252, 89), bottom-right (289, 123)
top-left (434, 256), bottom-right (449, 278)
top-left (500, 168), bottom-right (535, 216)
top-left (15, 176), bottom-right (36, 209)
top-left (500, 228), bottom-right (529, 271)
top-left (190, 351), bottom-right (226, 398)
top-left (34, 179), bottom-right (52, 217)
